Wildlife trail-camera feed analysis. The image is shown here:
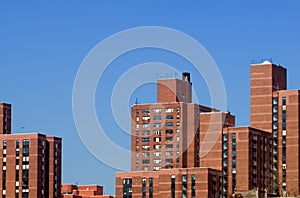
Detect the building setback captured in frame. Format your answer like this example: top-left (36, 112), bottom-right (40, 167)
top-left (0, 103), bottom-right (62, 198)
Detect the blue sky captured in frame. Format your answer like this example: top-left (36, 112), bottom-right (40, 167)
top-left (1, 1), bottom-right (300, 195)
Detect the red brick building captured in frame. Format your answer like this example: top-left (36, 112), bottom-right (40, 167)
top-left (61, 184), bottom-right (114, 198)
top-left (199, 111), bottom-right (272, 197)
top-left (131, 73), bottom-right (213, 171)
top-left (250, 61), bottom-right (300, 196)
top-left (116, 167), bottom-right (222, 198)
top-left (0, 103), bottom-right (62, 198)
top-left (117, 73), bottom-right (223, 197)
top-left (117, 63), bottom-right (300, 197)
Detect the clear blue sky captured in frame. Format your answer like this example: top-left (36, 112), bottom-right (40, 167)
top-left (1, 1), bottom-right (300, 195)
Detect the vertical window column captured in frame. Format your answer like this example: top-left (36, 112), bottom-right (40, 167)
top-left (222, 134), bottom-right (228, 198)
top-left (54, 142), bottom-right (58, 197)
top-left (232, 134), bottom-right (236, 193)
top-left (2, 140), bottom-right (7, 198)
top-left (191, 174), bottom-right (196, 198)
top-left (142, 178), bottom-right (146, 198)
top-left (282, 96), bottom-right (287, 193)
top-left (212, 176), bottom-right (217, 198)
top-left (252, 135), bottom-right (257, 188)
top-left (41, 140), bottom-right (45, 197)
top-left (171, 175), bottom-right (175, 198)
top-left (271, 97), bottom-right (279, 194)
top-left (22, 140), bottom-right (29, 198)
top-left (16, 140), bottom-right (20, 198)
top-left (122, 178), bottom-right (132, 198)
top-left (182, 175), bottom-right (187, 198)
top-left (149, 178), bottom-right (153, 198)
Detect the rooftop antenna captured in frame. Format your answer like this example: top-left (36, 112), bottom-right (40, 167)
top-left (135, 98), bottom-right (138, 105)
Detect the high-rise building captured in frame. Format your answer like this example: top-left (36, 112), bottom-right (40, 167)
top-left (199, 112), bottom-right (272, 197)
top-left (117, 73), bottom-right (223, 198)
top-left (131, 73), bottom-right (214, 171)
top-left (250, 61), bottom-right (300, 196)
top-left (117, 62), bottom-right (300, 197)
top-left (250, 61), bottom-right (287, 132)
top-left (0, 103), bottom-right (62, 198)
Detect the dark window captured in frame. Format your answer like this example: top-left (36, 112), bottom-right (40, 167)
top-left (2, 170), bottom-right (6, 190)
top-left (191, 174), bottom-right (196, 198)
top-left (232, 141), bottom-right (236, 147)
top-left (149, 178), bottom-right (153, 198)
top-left (3, 140), bottom-right (6, 149)
top-left (182, 175), bottom-right (187, 198)
top-left (22, 140), bottom-right (29, 157)
top-left (171, 176), bottom-right (175, 198)
top-left (166, 122), bottom-right (173, 127)
top-left (22, 169), bottom-right (29, 189)
top-left (142, 109), bottom-right (150, 114)
top-left (16, 171), bottom-right (19, 181)
top-left (282, 97), bottom-right (286, 105)
top-left (282, 121), bottom-right (286, 130)
top-left (166, 130), bottom-right (173, 134)
top-left (282, 112), bottom-right (286, 120)
top-left (142, 138), bottom-right (150, 143)
top-left (165, 137), bottom-right (173, 141)
top-left (232, 133), bottom-right (236, 140)
top-left (22, 192), bottom-right (29, 198)
top-left (166, 115), bottom-right (174, 120)
top-left (142, 159), bottom-right (150, 164)
top-left (142, 178), bottom-right (146, 198)
top-left (212, 176), bottom-right (217, 198)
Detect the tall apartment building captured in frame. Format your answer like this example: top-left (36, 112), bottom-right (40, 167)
top-left (116, 73), bottom-right (223, 198)
top-left (199, 112), bottom-right (272, 197)
top-left (250, 61), bottom-right (300, 196)
top-left (131, 73), bottom-right (209, 171)
top-left (0, 103), bottom-right (62, 198)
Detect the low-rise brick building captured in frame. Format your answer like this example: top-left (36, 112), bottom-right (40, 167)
top-left (61, 184), bottom-right (114, 198)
